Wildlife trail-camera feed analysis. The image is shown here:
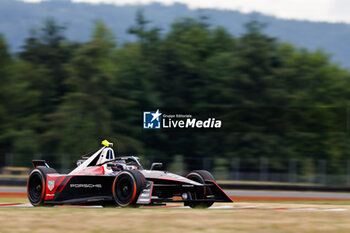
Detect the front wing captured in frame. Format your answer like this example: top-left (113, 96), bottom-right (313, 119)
top-left (137, 180), bottom-right (233, 205)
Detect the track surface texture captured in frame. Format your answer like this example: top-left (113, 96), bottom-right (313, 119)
top-left (1, 203), bottom-right (350, 233)
top-left (4, 187), bottom-right (350, 200)
top-left (4, 187), bottom-right (350, 197)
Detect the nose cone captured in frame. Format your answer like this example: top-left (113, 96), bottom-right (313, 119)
top-left (140, 170), bottom-right (203, 186)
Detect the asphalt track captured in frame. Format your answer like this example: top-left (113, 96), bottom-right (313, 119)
top-left (3, 187), bottom-right (350, 198)
top-left (227, 190), bottom-right (350, 199)
top-left (2, 187), bottom-right (350, 211)
top-left (0, 188), bottom-right (26, 193)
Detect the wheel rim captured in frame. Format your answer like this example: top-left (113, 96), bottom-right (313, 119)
top-left (115, 174), bottom-right (135, 205)
top-left (28, 172), bottom-right (43, 204)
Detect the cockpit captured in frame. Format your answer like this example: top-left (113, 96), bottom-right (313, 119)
top-left (70, 140), bottom-right (142, 175)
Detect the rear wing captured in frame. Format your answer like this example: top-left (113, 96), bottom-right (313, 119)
top-left (32, 160), bottom-right (50, 168)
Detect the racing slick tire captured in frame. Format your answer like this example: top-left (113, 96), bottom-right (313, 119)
top-left (27, 167), bottom-right (57, 207)
top-left (112, 170), bottom-right (146, 207)
top-left (185, 170), bottom-right (215, 209)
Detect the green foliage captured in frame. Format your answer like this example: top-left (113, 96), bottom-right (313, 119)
top-left (168, 155), bottom-right (187, 174)
top-left (213, 158), bottom-right (230, 180)
top-left (1, 16), bottom-right (350, 176)
top-left (0, 35), bottom-right (13, 154)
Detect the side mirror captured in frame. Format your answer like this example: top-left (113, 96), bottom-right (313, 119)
top-left (150, 162), bottom-right (163, 171)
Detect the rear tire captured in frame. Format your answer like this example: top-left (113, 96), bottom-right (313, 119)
top-left (112, 170), bottom-right (145, 207)
top-left (185, 170), bottom-right (215, 209)
top-left (27, 167), bottom-right (57, 207)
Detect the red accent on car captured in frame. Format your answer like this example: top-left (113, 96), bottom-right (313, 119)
top-left (45, 175), bottom-right (65, 200)
top-left (149, 182), bottom-right (154, 204)
top-left (205, 179), bottom-right (233, 202)
top-left (74, 166), bottom-right (105, 175)
top-left (56, 176), bottom-right (72, 193)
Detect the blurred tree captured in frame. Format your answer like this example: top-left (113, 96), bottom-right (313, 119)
top-left (128, 9), bottom-right (161, 60)
top-left (0, 35), bottom-right (43, 156)
top-left (51, 21), bottom-right (117, 155)
top-left (213, 157), bottom-right (230, 180)
top-left (1, 16), bottom-right (350, 176)
top-left (20, 19), bottom-right (75, 112)
top-left (168, 154), bottom-right (187, 174)
top-left (0, 35), bottom-right (13, 155)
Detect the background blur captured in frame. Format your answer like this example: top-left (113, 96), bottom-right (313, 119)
top-left (1, 0), bottom-right (350, 186)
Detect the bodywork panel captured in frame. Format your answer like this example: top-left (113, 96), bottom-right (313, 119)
top-left (45, 174), bottom-right (114, 204)
top-left (42, 170), bottom-right (232, 205)
top-left (33, 149), bottom-right (232, 206)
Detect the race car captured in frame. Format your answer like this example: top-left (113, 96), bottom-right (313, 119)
top-left (27, 140), bottom-right (233, 208)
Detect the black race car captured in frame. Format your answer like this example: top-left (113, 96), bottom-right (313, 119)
top-left (27, 140), bottom-right (233, 208)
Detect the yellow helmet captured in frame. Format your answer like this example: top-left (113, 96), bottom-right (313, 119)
top-left (101, 139), bottom-right (113, 147)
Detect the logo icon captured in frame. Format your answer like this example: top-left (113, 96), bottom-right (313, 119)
top-left (48, 180), bottom-right (55, 191)
top-left (143, 109), bottom-right (162, 129)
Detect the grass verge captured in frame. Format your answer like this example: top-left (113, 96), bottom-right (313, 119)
top-left (1, 204), bottom-right (350, 233)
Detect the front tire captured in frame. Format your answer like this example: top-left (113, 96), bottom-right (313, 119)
top-left (185, 170), bottom-right (215, 208)
top-left (112, 170), bottom-right (145, 207)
